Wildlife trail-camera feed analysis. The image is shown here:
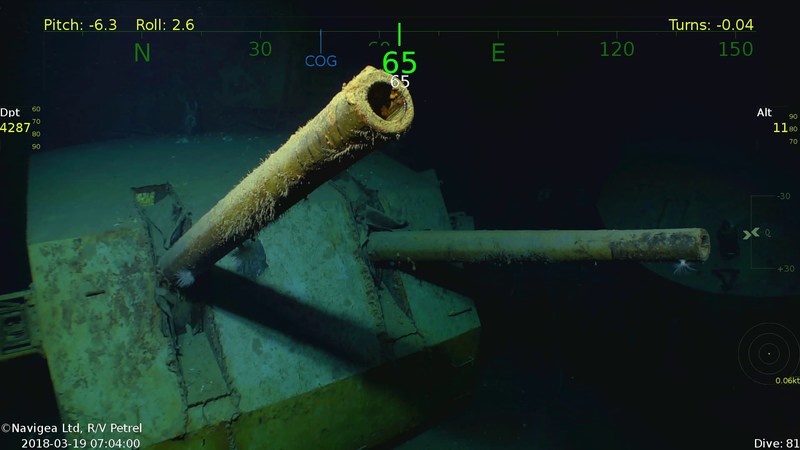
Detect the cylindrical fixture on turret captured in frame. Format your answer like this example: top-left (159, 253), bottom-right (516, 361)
top-left (366, 228), bottom-right (710, 264)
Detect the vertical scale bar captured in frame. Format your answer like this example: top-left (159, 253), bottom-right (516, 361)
top-left (397, 21), bottom-right (401, 47)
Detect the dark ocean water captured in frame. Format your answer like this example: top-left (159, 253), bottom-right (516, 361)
top-left (1, 4), bottom-right (798, 448)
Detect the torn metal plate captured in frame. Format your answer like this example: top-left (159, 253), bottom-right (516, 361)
top-left (28, 227), bottom-right (186, 446)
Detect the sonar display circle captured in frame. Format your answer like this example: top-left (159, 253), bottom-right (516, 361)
top-left (738, 322), bottom-right (800, 385)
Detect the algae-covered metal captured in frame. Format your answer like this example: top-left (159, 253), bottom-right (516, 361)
top-left (366, 228), bottom-right (711, 263)
top-left (159, 66), bottom-right (415, 284)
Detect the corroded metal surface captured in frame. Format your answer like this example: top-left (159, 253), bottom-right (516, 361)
top-left (159, 66), bottom-right (415, 284)
top-left (28, 227), bottom-right (185, 446)
top-left (367, 228), bottom-right (710, 263)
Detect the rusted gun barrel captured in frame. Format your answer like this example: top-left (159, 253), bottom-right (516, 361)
top-left (366, 228), bottom-right (710, 263)
top-left (159, 66), bottom-right (414, 284)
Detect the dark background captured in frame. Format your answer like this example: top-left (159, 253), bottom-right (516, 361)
top-left (1, 3), bottom-right (798, 448)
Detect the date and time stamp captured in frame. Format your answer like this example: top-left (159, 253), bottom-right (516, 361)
top-left (1, 422), bottom-right (142, 449)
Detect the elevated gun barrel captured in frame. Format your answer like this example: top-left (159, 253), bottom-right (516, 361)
top-left (159, 66), bottom-right (414, 283)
